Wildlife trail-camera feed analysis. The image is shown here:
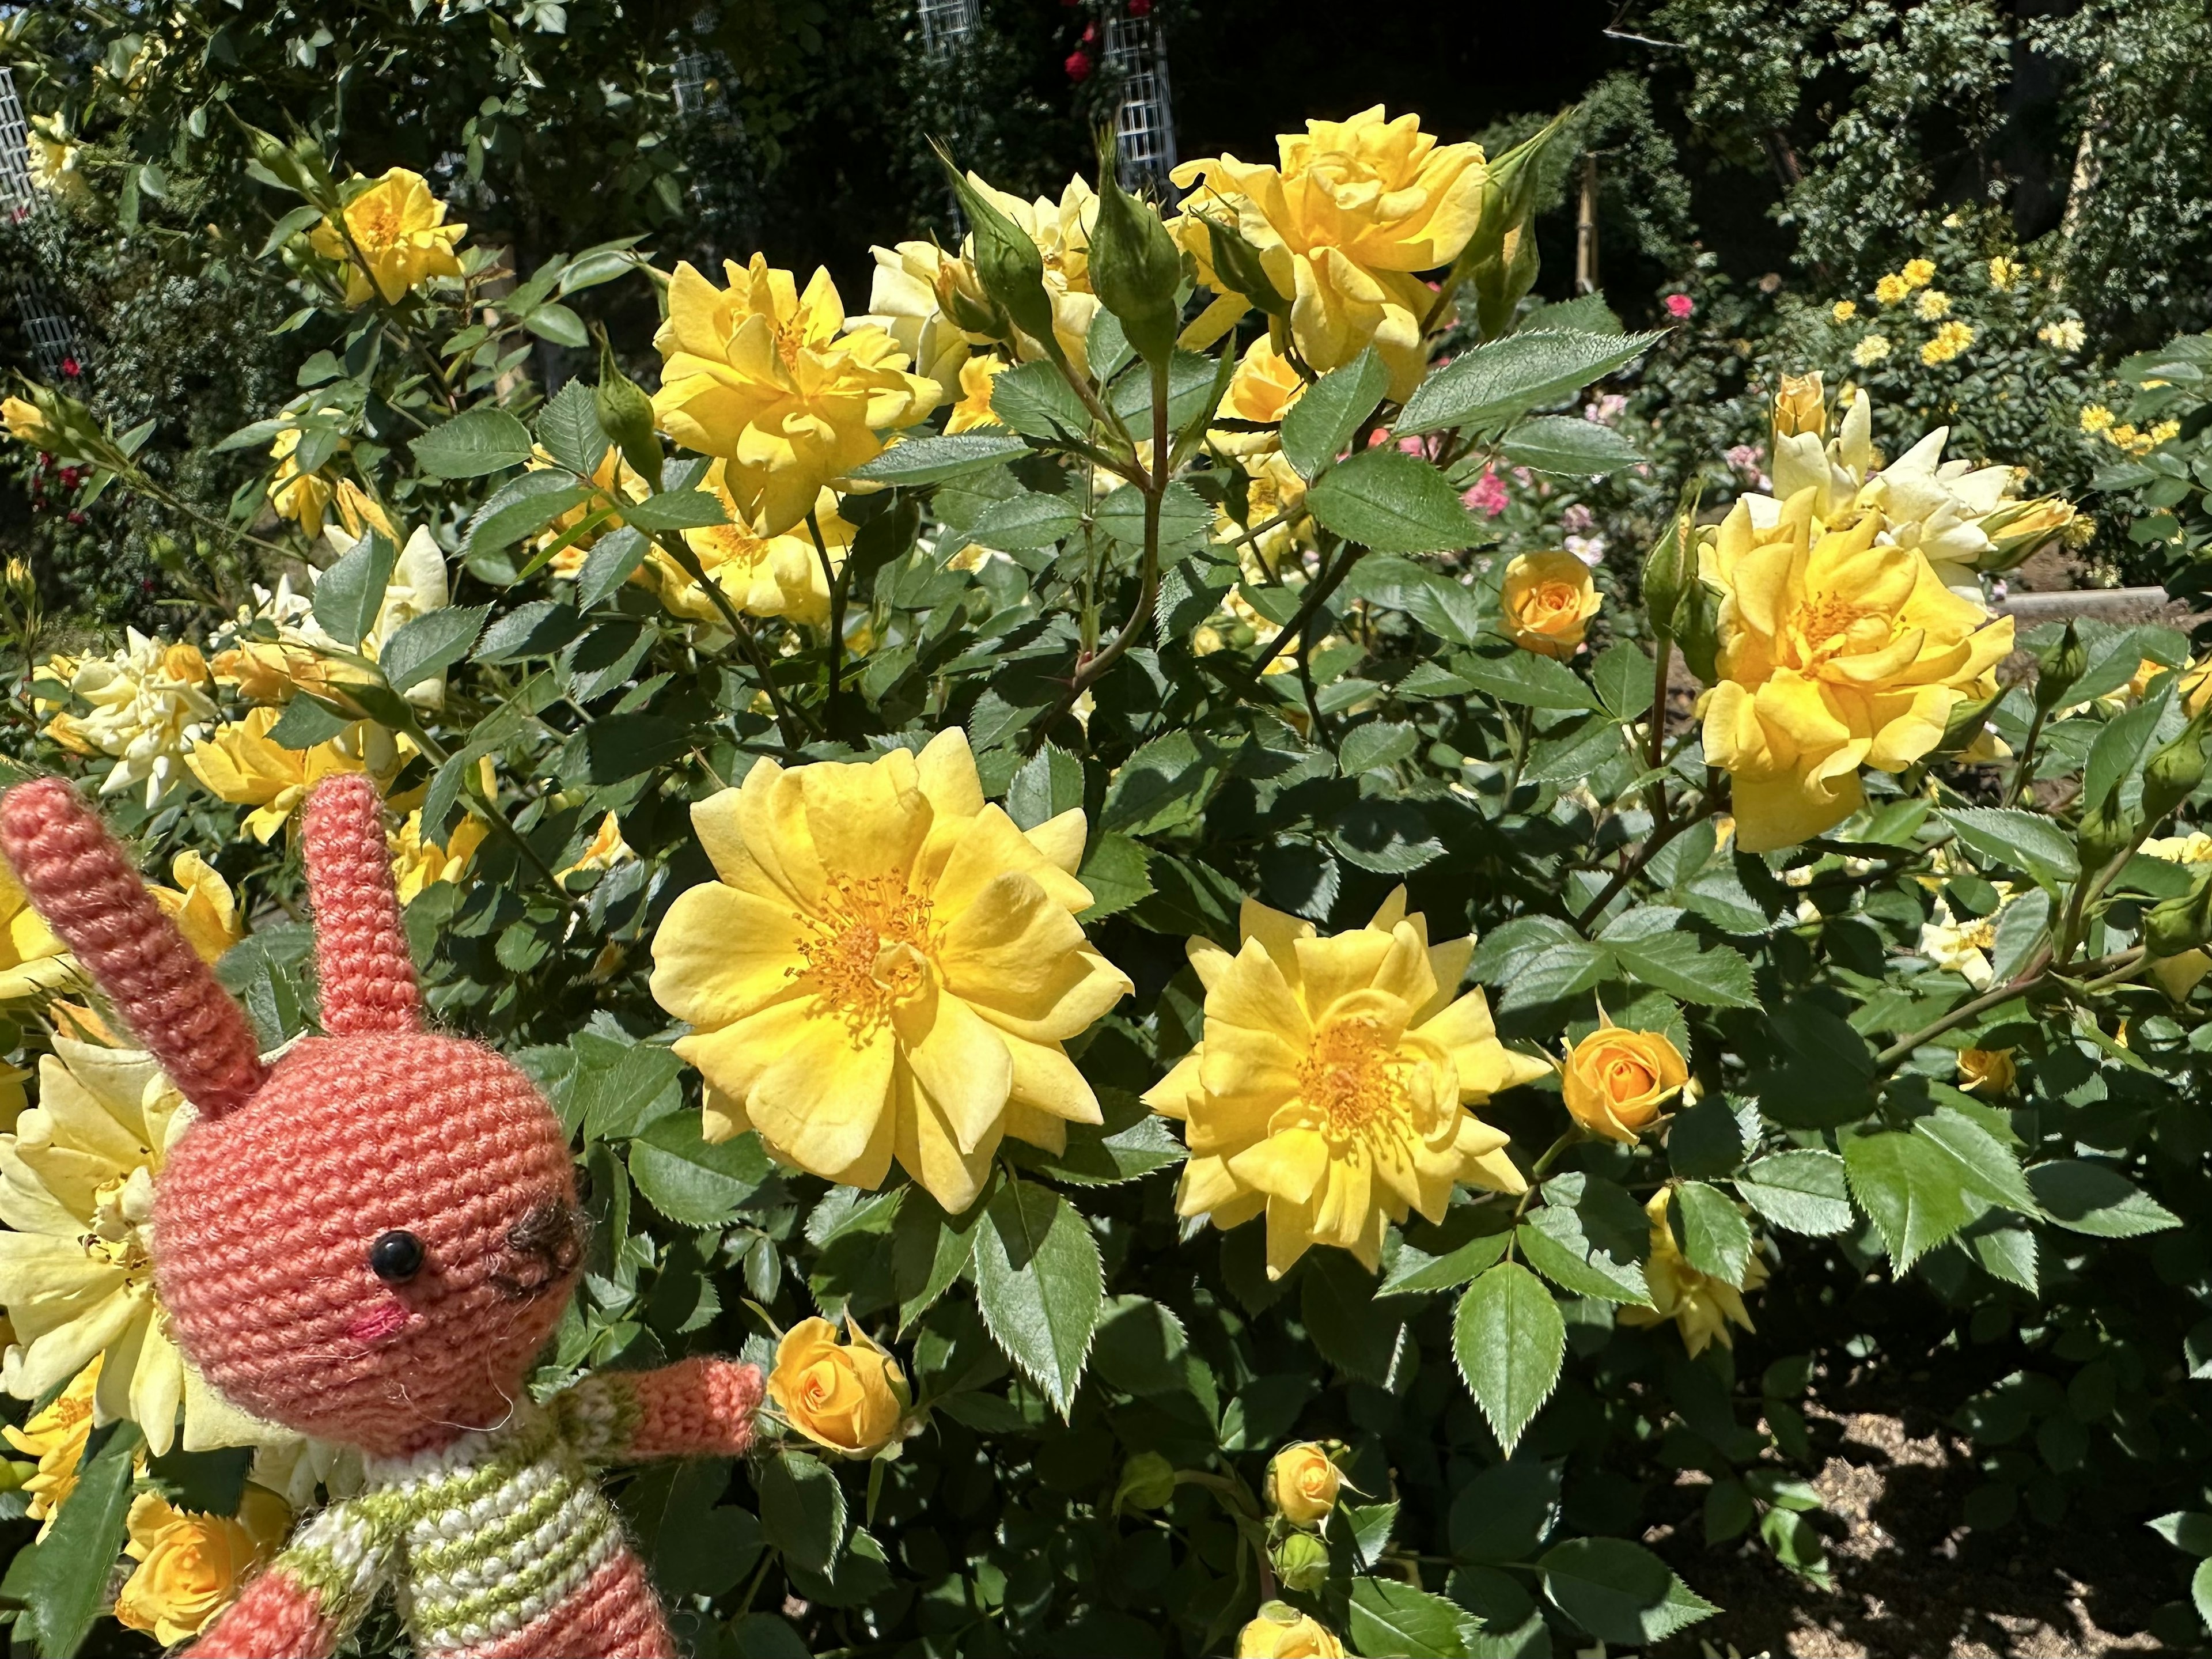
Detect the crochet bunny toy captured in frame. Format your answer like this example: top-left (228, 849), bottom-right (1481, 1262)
top-left (0, 772), bottom-right (763, 1659)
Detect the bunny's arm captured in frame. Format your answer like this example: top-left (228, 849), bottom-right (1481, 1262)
top-left (184, 1496), bottom-right (397, 1659)
top-left (551, 1357), bottom-right (764, 1466)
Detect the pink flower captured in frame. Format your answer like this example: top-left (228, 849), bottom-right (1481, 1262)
top-left (1366, 429), bottom-right (1390, 448)
top-left (1512, 467), bottom-right (1533, 488)
top-left (1565, 535), bottom-right (1607, 567)
top-left (1664, 293), bottom-right (1694, 320)
top-left (1560, 503), bottom-right (1594, 534)
top-left (1462, 470), bottom-right (1509, 517)
top-left (1724, 444), bottom-right (1762, 475)
top-left (1128, 0), bottom-right (1152, 13)
top-left (1397, 434), bottom-right (1428, 457)
top-left (1584, 393), bottom-right (1628, 425)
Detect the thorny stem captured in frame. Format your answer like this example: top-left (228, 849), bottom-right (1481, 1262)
top-left (808, 508), bottom-right (847, 738)
top-left (1512, 1128), bottom-right (1586, 1224)
top-left (1874, 942), bottom-right (2054, 1072)
top-left (2003, 703), bottom-right (2050, 809)
top-left (1572, 796), bottom-right (1724, 931)
top-left (646, 530), bottom-right (814, 749)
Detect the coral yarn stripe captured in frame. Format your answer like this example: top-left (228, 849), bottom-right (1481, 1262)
top-left (302, 774), bottom-right (421, 1035)
top-left (445, 1548), bottom-right (677, 1659)
top-left (181, 1568), bottom-right (338, 1659)
top-left (0, 778), bottom-right (265, 1117)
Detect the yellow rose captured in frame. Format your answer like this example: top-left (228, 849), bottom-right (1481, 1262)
top-left (636, 478), bottom-right (848, 629)
top-left (1874, 274), bottom-right (1910, 305)
top-left (768, 1317), bottom-right (909, 1457)
top-left (1266, 1442), bottom-right (1342, 1525)
top-left (0, 860), bottom-right (77, 1003)
top-left (1144, 890), bottom-right (1548, 1277)
top-left (1697, 498), bottom-right (2013, 852)
top-left (1921, 320), bottom-right (1975, 365)
top-left (1956, 1047), bottom-right (2016, 1095)
top-left (267, 429), bottom-right (336, 538)
top-left (557, 812), bottom-right (637, 881)
top-left (1914, 289), bottom-right (1950, 320)
top-left (1619, 1189), bottom-right (1766, 1357)
top-left (1173, 107), bottom-right (1486, 399)
top-left (1500, 551), bottom-right (1600, 659)
top-left (1, 396), bottom-right (52, 448)
top-left (652, 255), bottom-right (940, 535)
top-left (151, 852), bottom-right (246, 964)
top-left (1772, 372), bottom-right (1827, 440)
top-left (945, 355), bottom-right (1007, 434)
top-left (649, 728), bottom-right (1130, 1213)
top-left (114, 1486), bottom-right (290, 1645)
top-left (1830, 300), bottom-right (1857, 323)
top-left (388, 806), bottom-right (488, 904)
top-left (1901, 257), bottom-right (1936, 288)
top-left (308, 167), bottom-right (468, 306)
top-left (1, 1358), bottom-right (99, 1539)
top-left (1213, 333), bottom-right (1306, 456)
top-left (1562, 1017), bottom-right (1688, 1142)
top-left (187, 707), bottom-right (386, 843)
top-left (1988, 256), bottom-right (2020, 290)
top-left (1237, 1602), bottom-right (1347, 1659)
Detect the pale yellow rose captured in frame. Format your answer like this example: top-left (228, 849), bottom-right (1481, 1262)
top-left (1266, 1441), bottom-right (1341, 1525)
top-left (1213, 333), bottom-right (1306, 457)
top-left (767, 1317), bottom-right (909, 1457)
top-left (388, 807), bottom-right (488, 904)
top-left (308, 167), bottom-right (468, 306)
top-left (1956, 1047), bottom-right (2016, 1095)
top-left (1773, 372), bottom-right (1826, 439)
top-left (1619, 1188), bottom-right (1767, 1357)
top-left (1501, 551), bottom-right (1600, 659)
top-left (1, 397), bottom-right (52, 448)
top-left (114, 1486), bottom-right (290, 1645)
top-left (1562, 1017), bottom-right (1688, 1142)
top-left (267, 429), bottom-right (336, 537)
top-left (187, 707), bottom-right (388, 843)
top-left (1237, 1602), bottom-right (1347, 1659)
top-left (945, 356), bottom-right (1008, 434)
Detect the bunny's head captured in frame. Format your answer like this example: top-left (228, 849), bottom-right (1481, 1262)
top-left (0, 774), bottom-right (583, 1459)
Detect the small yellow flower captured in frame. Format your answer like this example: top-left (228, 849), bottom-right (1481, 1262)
top-left (767, 1317), bottom-right (909, 1457)
top-left (387, 808), bottom-right (488, 904)
top-left (1562, 1016), bottom-right (1689, 1142)
top-left (945, 356), bottom-right (1007, 434)
top-left (1500, 550), bottom-right (1600, 660)
top-left (1874, 274), bottom-right (1910, 306)
top-left (114, 1486), bottom-right (290, 1645)
top-left (1987, 256), bottom-right (2020, 290)
top-left (1830, 300), bottom-right (1858, 323)
top-left (1914, 289), bottom-right (1950, 320)
top-left (2152, 418), bottom-right (2183, 446)
top-left (187, 708), bottom-right (388, 843)
top-left (151, 853), bottom-right (246, 964)
top-left (2, 1358), bottom-right (99, 1538)
top-left (1145, 891), bottom-right (1547, 1277)
top-left (1619, 1189), bottom-right (1766, 1357)
top-left (307, 168), bottom-right (468, 306)
top-left (267, 429), bottom-right (336, 537)
top-left (1237, 1603), bottom-right (1346, 1659)
top-left (1266, 1441), bottom-right (1342, 1525)
top-left (1, 396), bottom-right (52, 449)
top-left (1851, 334), bottom-right (1892, 367)
top-left (1956, 1047), bottom-right (2016, 1095)
top-left (640, 477), bottom-right (848, 629)
top-left (2079, 403), bottom-right (2116, 434)
top-left (1919, 887), bottom-right (2010, 989)
top-left (1213, 333), bottom-right (1307, 456)
top-left (557, 812), bottom-right (637, 881)
top-left (1921, 320), bottom-right (1975, 365)
top-left (1901, 257), bottom-right (1936, 289)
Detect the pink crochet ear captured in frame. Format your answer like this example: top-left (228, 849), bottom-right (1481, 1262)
top-left (302, 774), bottom-right (422, 1036)
top-left (0, 778), bottom-right (266, 1117)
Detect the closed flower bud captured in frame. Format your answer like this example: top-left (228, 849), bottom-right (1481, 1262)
top-left (2034, 622), bottom-right (2086, 713)
top-left (1090, 152), bottom-right (1184, 365)
top-left (934, 145), bottom-right (1058, 353)
top-left (1202, 213), bottom-right (1291, 320)
top-left (1266, 1441), bottom-right (1342, 1526)
top-left (2146, 873), bottom-right (2212, 959)
top-left (1980, 495), bottom-right (2076, 573)
top-left (1773, 373), bottom-right (1826, 441)
top-left (1115, 1451), bottom-right (1177, 1513)
top-left (2078, 792), bottom-right (2138, 870)
top-left (1642, 513), bottom-right (1694, 639)
top-left (1272, 1530), bottom-right (1332, 1594)
top-left (2142, 730), bottom-right (2207, 823)
top-left (767, 1317), bottom-right (910, 1458)
top-left (594, 331), bottom-right (662, 491)
top-left (1563, 1016), bottom-right (1690, 1142)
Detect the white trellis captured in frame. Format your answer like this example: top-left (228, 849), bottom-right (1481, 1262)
top-left (918, 0), bottom-right (980, 59)
top-left (1104, 10), bottom-right (1176, 191)
top-left (0, 68), bottom-right (79, 378)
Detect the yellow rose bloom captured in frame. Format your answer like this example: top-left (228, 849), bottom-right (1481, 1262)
top-left (767, 1317), bottom-right (909, 1457)
top-left (641, 478), bottom-right (848, 629)
top-left (860, 239), bottom-right (977, 393)
top-left (1901, 257), bottom-right (1936, 289)
top-left (1562, 1016), bottom-right (1688, 1142)
top-left (1914, 289), bottom-right (1950, 320)
top-left (556, 812), bottom-right (637, 881)
top-left (1266, 1441), bottom-right (1341, 1525)
top-left (1698, 499), bottom-right (2013, 851)
top-left (1921, 320), bottom-right (1975, 365)
top-left (388, 807), bottom-right (488, 905)
top-left (1145, 891), bottom-right (1548, 1277)
top-left (1773, 372), bottom-right (1827, 440)
top-left (1500, 551), bottom-right (1600, 659)
top-left (1619, 1189), bottom-right (1766, 1357)
top-left (1851, 334), bottom-right (1893, 367)
top-left (267, 429), bottom-right (336, 537)
top-left (3, 1357), bottom-right (99, 1538)
top-left (2039, 317), bottom-right (2086, 353)
top-left (1237, 1603), bottom-right (1347, 1659)
top-left (650, 728), bottom-right (1131, 1213)
top-left (1213, 333), bottom-right (1307, 457)
top-left (1874, 274), bottom-right (1910, 306)
top-left (0, 862), bottom-right (77, 1004)
top-left (1, 396), bottom-right (52, 448)
top-left (151, 853), bottom-right (246, 964)
top-left (187, 707), bottom-right (388, 843)
top-left (1956, 1047), bottom-right (2016, 1095)
top-left (1987, 256), bottom-right (2020, 290)
top-left (651, 255), bottom-right (940, 535)
top-left (2080, 403), bottom-right (2116, 434)
top-left (1173, 107), bottom-right (1486, 400)
top-left (47, 631), bottom-right (218, 808)
top-left (945, 355), bottom-right (1008, 434)
top-left (1830, 300), bottom-right (1858, 323)
top-left (115, 1486), bottom-right (290, 1645)
top-left (307, 167), bottom-right (468, 306)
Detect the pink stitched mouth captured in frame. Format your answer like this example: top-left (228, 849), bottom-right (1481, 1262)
top-left (346, 1300), bottom-right (411, 1344)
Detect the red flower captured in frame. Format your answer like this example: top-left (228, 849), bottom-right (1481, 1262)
top-left (56, 467), bottom-right (79, 489)
top-left (1065, 48), bottom-right (1093, 79)
top-left (67, 511), bottom-right (87, 527)
top-left (1081, 22), bottom-right (1097, 41)
top-left (1663, 293), bottom-right (1694, 320)
top-left (1128, 0), bottom-right (1152, 13)
top-left (59, 357), bottom-right (79, 378)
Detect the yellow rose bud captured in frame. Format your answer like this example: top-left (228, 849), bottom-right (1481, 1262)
top-left (1956, 1047), bottom-right (2016, 1096)
top-left (1237, 1601), bottom-right (1348, 1658)
top-left (1, 396), bottom-right (51, 448)
top-left (1773, 372), bottom-right (1826, 440)
top-left (113, 1486), bottom-right (290, 1646)
top-left (1501, 550), bottom-right (1600, 660)
top-left (768, 1316), bottom-right (910, 1457)
top-left (1562, 1017), bottom-right (1689, 1142)
top-left (1266, 1441), bottom-right (1342, 1525)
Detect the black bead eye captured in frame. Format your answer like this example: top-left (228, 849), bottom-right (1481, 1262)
top-left (369, 1230), bottom-right (425, 1283)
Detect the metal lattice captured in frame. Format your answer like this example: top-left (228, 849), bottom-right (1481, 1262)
top-left (918, 0), bottom-right (980, 58)
top-left (0, 69), bottom-right (79, 378)
top-left (672, 51), bottom-right (725, 117)
top-left (1104, 12), bottom-right (1176, 190)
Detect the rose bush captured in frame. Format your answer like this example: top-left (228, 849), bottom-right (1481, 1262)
top-left (2, 81), bottom-right (2212, 1659)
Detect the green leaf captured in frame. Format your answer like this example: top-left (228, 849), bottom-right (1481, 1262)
top-left (2028, 1160), bottom-right (2181, 1237)
top-left (1342, 554), bottom-right (1482, 645)
top-left (1281, 346), bottom-right (1389, 480)
top-left (627, 1118), bottom-right (771, 1228)
top-left (1099, 730), bottom-right (1224, 836)
top-left (465, 472), bottom-right (597, 560)
top-left (2085, 689), bottom-right (2173, 812)
top-left (1673, 1182), bottom-right (1754, 1286)
top-left (1095, 480), bottom-right (1210, 548)
top-left (1089, 1296), bottom-right (1197, 1399)
top-left (476, 600), bottom-right (585, 665)
top-left (1453, 643), bottom-right (1601, 711)
top-left (536, 378), bottom-right (609, 478)
top-left (1396, 329), bottom-right (1664, 436)
top-left (2156, 1512), bottom-right (2212, 1559)
top-left (1301, 1249), bottom-right (1406, 1384)
top-left (576, 1038), bottom-right (687, 1142)
top-left (1498, 414), bottom-right (1646, 475)
top-left (621, 488), bottom-right (727, 533)
top-left (3, 1422), bottom-right (142, 1658)
top-left (410, 406), bottom-right (535, 479)
top-left (968, 490), bottom-right (1082, 550)
top-left (1517, 1211), bottom-right (1649, 1306)
top-left (972, 1180), bottom-right (1104, 1418)
top-left (1736, 1150), bottom-right (1854, 1236)
top-left (574, 526), bottom-right (650, 610)
top-left (1539, 1536), bottom-right (1718, 1646)
top-left (1377, 1230), bottom-right (1510, 1298)
top-left (266, 693), bottom-right (358, 750)
top-left (1600, 921), bottom-right (1759, 1009)
top-left (1590, 642), bottom-right (1654, 721)
top-left (850, 432), bottom-right (1032, 484)
top-left (1453, 1263), bottom-right (1565, 1454)
top-left (1449, 1460), bottom-right (1562, 1563)
top-left (1914, 1108), bottom-right (2037, 1215)
top-left (524, 301), bottom-right (589, 348)
top-left (893, 1188), bottom-right (986, 1331)
top-left (313, 531), bottom-right (397, 649)
top-left (379, 605), bottom-right (490, 695)
top-left (1076, 832), bottom-right (1153, 921)
top-left (756, 1451), bottom-right (846, 1573)
top-left (1339, 719), bottom-right (1420, 776)
top-left (1006, 744), bottom-right (1085, 830)
top-left (1940, 808), bottom-right (2080, 884)
top-left (1347, 1578), bottom-right (1471, 1658)
top-left (1843, 1131), bottom-right (1979, 1270)
top-left (2195, 1558), bottom-right (2212, 1631)
top-left (1307, 449), bottom-right (1488, 554)
top-left (1009, 1088), bottom-right (1186, 1186)
top-left (990, 360), bottom-right (1090, 440)
top-left (1329, 798), bottom-right (1445, 874)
